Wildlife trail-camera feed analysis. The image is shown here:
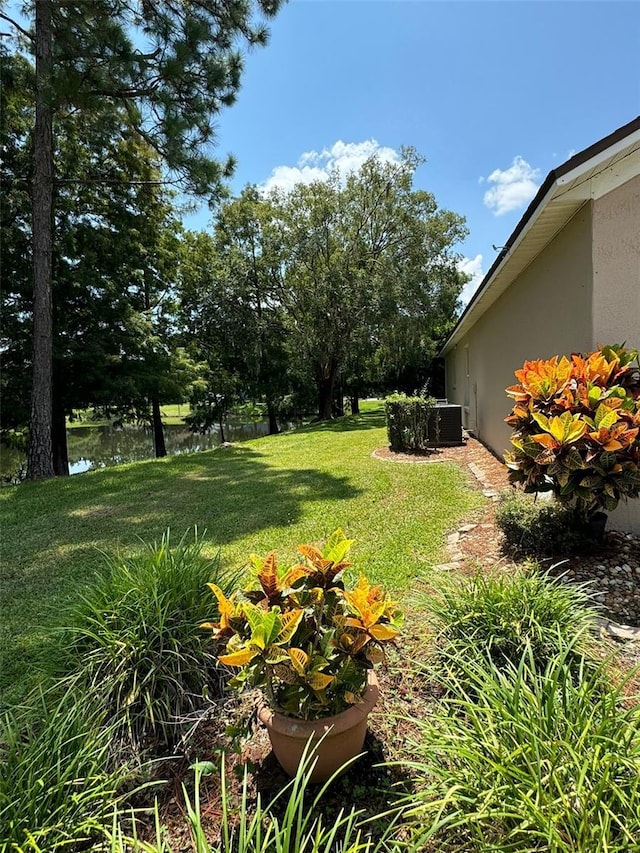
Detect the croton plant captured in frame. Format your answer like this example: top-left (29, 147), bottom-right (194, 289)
top-left (202, 530), bottom-right (402, 720)
top-left (504, 344), bottom-right (640, 521)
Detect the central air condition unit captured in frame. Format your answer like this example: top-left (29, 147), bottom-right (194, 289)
top-left (428, 403), bottom-right (463, 446)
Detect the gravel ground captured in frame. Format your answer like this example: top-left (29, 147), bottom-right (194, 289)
top-left (562, 530), bottom-right (640, 627)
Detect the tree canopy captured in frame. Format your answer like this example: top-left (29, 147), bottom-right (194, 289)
top-left (2, 2), bottom-right (470, 474)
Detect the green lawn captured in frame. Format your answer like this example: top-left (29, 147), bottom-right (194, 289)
top-left (66, 403), bottom-right (192, 429)
top-left (0, 406), bottom-right (484, 707)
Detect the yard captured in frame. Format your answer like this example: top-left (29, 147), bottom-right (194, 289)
top-left (1, 405), bottom-right (638, 852)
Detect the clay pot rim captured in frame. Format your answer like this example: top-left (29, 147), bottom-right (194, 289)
top-left (257, 670), bottom-right (380, 739)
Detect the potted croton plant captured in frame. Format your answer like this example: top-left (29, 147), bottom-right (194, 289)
top-left (202, 530), bottom-right (402, 781)
top-left (505, 344), bottom-right (640, 540)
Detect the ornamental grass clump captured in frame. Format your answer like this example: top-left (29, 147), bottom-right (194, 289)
top-left (202, 529), bottom-right (403, 720)
top-left (420, 567), bottom-right (597, 678)
top-left (58, 529), bottom-right (234, 752)
top-left (0, 690), bottom-right (126, 852)
top-left (504, 344), bottom-right (640, 526)
top-left (399, 646), bottom-right (640, 852)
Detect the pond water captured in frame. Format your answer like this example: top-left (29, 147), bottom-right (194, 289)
top-left (0, 418), bottom-right (282, 479)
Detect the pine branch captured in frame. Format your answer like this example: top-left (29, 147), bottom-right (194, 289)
top-left (0, 12), bottom-right (35, 42)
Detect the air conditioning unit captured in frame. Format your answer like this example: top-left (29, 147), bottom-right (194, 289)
top-left (428, 403), bottom-right (463, 446)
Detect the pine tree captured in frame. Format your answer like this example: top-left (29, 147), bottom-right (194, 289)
top-left (1, 0), bottom-right (283, 478)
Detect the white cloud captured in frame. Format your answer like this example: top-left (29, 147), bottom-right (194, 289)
top-left (482, 156), bottom-right (541, 216)
top-left (457, 253), bottom-right (485, 306)
top-left (260, 139), bottom-right (401, 194)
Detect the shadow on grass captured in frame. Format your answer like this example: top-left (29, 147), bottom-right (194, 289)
top-left (297, 410), bottom-right (386, 434)
top-left (2, 444), bottom-right (361, 541)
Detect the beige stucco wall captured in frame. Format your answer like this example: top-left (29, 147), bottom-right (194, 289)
top-left (446, 204), bottom-right (593, 460)
top-left (592, 176), bottom-right (640, 532)
top-left (591, 175), bottom-right (640, 347)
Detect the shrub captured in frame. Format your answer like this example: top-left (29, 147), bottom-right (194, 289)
top-left (385, 393), bottom-right (439, 452)
top-left (495, 489), bottom-right (591, 556)
top-left (420, 566), bottom-right (597, 677)
top-left (398, 647), bottom-right (640, 852)
top-left (204, 529), bottom-right (402, 720)
top-left (0, 690), bottom-right (125, 852)
top-left (59, 529), bottom-right (234, 752)
top-left (504, 344), bottom-right (640, 523)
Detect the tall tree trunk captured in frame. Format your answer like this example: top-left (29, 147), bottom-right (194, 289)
top-left (350, 394), bottom-right (360, 415)
top-left (266, 398), bottom-right (279, 435)
top-left (52, 397), bottom-right (69, 476)
top-left (333, 372), bottom-right (344, 417)
top-left (142, 270), bottom-right (167, 458)
top-left (27, 0), bottom-right (55, 480)
top-left (317, 363), bottom-right (337, 421)
top-left (315, 358), bottom-right (338, 421)
top-left (151, 396), bottom-right (167, 457)
top-left (219, 417), bottom-right (226, 444)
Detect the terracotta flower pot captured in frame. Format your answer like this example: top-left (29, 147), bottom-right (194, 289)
top-left (257, 671), bottom-right (380, 783)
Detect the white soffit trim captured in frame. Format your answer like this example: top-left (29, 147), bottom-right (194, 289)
top-left (556, 128), bottom-right (640, 189)
top-left (444, 182), bottom-right (559, 350)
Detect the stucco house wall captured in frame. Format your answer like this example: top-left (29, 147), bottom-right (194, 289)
top-left (592, 175), bottom-right (640, 531)
top-left (591, 175), bottom-right (640, 346)
top-left (445, 204), bottom-right (594, 458)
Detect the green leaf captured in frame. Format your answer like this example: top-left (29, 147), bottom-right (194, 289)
top-left (565, 449), bottom-right (584, 471)
top-left (603, 494), bottom-right (619, 512)
top-left (323, 528), bottom-right (346, 555)
top-left (324, 538), bottom-right (353, 566)
top-left (587, 384), bottom-right (602, 407)
top-left (261, 610), bottom-right (282, 647)
top-left (580, 475), bottom-right (604, 489)
top-left (594, 404), bottom-right (618, 430)
top-left (531, 412), bottom-right (550, 432)
top-left (244, 604), bottom-right (265, 635)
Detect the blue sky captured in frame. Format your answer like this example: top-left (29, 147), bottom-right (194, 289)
top-left (185, 0), bottom-right (640, 305)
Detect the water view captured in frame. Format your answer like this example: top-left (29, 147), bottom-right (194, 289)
top-left (1, 418), bottom-right (283, 480)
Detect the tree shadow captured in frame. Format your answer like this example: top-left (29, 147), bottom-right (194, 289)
top-left (2, 444), bottom-right (361, 545)
top-left (298, 410), bottom-right (386, 433)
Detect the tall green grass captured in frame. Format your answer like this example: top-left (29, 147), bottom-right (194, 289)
top-left (420, 566), bottom-right (598, 679)
top-left (399, 645), bottom-right (640, 852)
top-left (57, 530), bottom-right (235, 751)
top-left (0, 690), bottom-right (127, 853)
top-left (107, 745), bottom-right (398, 853)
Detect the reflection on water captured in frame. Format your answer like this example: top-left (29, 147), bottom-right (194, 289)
top-left (1, 419), bottom-right (280, 479)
